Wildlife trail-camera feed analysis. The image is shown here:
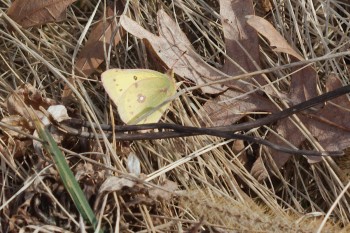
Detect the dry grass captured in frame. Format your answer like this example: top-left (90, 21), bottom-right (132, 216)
top-left (1, 0), bottom-right (350, 232)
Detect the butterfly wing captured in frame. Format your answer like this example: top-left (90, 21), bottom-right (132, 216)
top-left (101, 69), bottom-right (176, 124)
top-left (101, 69), bottom-right (165, 104)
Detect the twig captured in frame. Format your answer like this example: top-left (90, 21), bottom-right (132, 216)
top-left (58, 84), bottom-right (350, 157)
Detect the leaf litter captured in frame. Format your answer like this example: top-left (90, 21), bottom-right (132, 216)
top-left (1, 0), bottom-right (350, 232)
top-left (247, 15), bottom-right (350, 178)
top-left (120, 10), bottom-right (226, 94)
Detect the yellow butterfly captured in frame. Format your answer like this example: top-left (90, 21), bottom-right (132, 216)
top-left (101, 69), bottom-right (176, 124)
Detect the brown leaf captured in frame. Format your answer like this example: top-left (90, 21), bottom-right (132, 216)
top-left (220, 0), bottom-right (265, 88)
top-left (119, 3), bottom-right (271, 127)
top-left (268, 75), bottom-right (350, 169)
top-left (74, 163), bottom-right (106, 200)
top-left (62, 4), bottom-right (124, 102)
top-left (244, 16), bottom-right (334, 175)
top-left (120, 10), bottom-right (225, 94)
top-left (232, 139), bottom-right (248, 166)
top-left (6, 84), bottom-right (56, 120)
top-left (0, 138), bottom-right (32, 159)
top-left (7, 0), bottom-right (76, 28)
top-left (246, 15), bottom-right (304, 60)
top-left (202, 89), bottom-right (277, 126)
top-left (246, 15), bottom-right (318, 115)
top-left (265, 64), bottom-right (319, 169)
top-left (1, 115), bottom-right (32, 138)
top-left (202, 1), bottom-right (277, 126)
top-left (75, 4), bottom-right (124, 76)
top-left (246, 16), bottom-right (350, 171)
top-left (250, 156), bottom-right (269, 182)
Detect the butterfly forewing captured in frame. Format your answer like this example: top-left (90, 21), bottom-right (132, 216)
top-left (102, 69), bottom-right (162, 104)
top-left (101, 69), bottom-right (176, 124)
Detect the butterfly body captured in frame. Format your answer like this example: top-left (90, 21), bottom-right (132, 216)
top-left (101, 69), bottom-right (176, 124)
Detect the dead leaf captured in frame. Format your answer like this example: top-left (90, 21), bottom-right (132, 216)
top-left (75, 4), bottom-right (124, 76)
top-left (1, 86), bottom-right (59, 161)
top-left (268, 75), bottom-right (350, 169)
top-left (0, 138), bottom-right (31, 159)
top-left (1, 115), bottom-right (31, 138)
top-left (203, 88), bottom-right (277, 126)
top-left (74, 163), bottom-right (106, 200)
top-left (245, 16), bottom-right (350, 173)
top-left (250, 156), bottom-right (269, 182)
top-left (202, 1), bottom-right (278, 126)
top-left (246, 15), bottom-right (304, 60)
top-left (120, 10), bottom-right (226, 94)
top-left (120, 4), bottom-right (274, 125)
top-left (232, 139), bottom-right (249, 166)
top-left (220, 0), bottom-right (266, 88)
top-left (6, 84), bottom-right (56, 122)
top-left (63, 4), bottom-right (124, 103)
top-left (121, 4), bottom-right (264, 94)
top-left (7, 0), bottom-right (76, 28)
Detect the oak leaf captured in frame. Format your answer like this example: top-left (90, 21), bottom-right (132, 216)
top-left (247, 16), bottom-right (350, 177)
top-left (268, 75), bottom-right (350, 169)
top-left (203, 0), bottom-right (277, 126)
top-left (120, 10), bottom-right (225, 94)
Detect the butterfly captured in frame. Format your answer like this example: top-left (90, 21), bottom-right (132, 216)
top-left (101, 69), bottom-right (176, 124)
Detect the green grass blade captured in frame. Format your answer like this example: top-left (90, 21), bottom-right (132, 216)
top-left (34, 119), bottom-right (102, 232)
